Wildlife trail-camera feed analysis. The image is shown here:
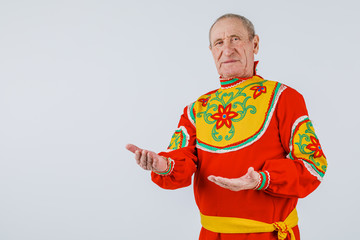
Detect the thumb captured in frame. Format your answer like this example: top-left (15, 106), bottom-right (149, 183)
top-left (247, 167), bottom-right (260, 180)
top-left (125, 144), bottom-right (142, 154)
top-left (148, 151), bottom-right (160, 160)
top-left (245, 167), bottom-right (257, 178)
top-left (149, 152), bottom-right (168, 172)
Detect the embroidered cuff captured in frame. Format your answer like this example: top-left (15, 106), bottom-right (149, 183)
top-left (254, 171), bottom-right (270, 190)
top-left (153, 158), bottom-right (175, 176)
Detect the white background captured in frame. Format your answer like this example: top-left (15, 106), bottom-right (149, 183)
top-left (1, 0), bottom-right (359, 239)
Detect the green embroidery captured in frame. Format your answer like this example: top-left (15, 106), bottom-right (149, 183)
top-left (197, 80), bottom-right (266, 142)
top-left (232, 95), bottom-right (257, 123)
top-left (257, 172), bottom-right (266, 190)
top-left (293, 121), bottom-right (326, 177)
top-left (295, 121), bottom-right (316, 160)
top-left (197, 103), bottom-right (217, 125)
top-left (189, 102), bottom-right (196, 124)
top-left (168, 128), bottom-right (188, 150)
top-left (225, 124), bottom-right (235, 141)
top-left (211, 126), bottom-right (223, 142)
top-left (196, 83), bottom-right (283, 152)
top-left (295, 134), bottom-right (313, 156)
top-left (168, 133), bottom-right (180, 150)
top-left (222, 78), bottom-right (241, 86)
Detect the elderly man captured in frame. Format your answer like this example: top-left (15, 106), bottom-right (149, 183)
top-left (126, 14), bottom-right (327, 240)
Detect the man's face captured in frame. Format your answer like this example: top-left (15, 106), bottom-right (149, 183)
top-left (209, 18), bottom-right (259, 79)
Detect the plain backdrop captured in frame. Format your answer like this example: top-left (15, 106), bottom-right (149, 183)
top-left (1, 0), bottom-right (359, 239)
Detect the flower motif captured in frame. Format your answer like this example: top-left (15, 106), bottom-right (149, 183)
top-left (250, 86), bottom-right (267, 99)
top-left (211, 104), bottom-right (238, 129)
top-left (306, 136), bottom-right (324, 158)
top-left (199, 96), bottom-right (210, 107)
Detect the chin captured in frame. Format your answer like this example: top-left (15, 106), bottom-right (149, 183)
top-left (221, 71), bottom-right (245, 78)
top-left (220, 66), bottom-right (246, 78)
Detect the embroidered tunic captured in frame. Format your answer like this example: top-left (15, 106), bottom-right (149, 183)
top-left (151, 73), bottom-right (327, 240)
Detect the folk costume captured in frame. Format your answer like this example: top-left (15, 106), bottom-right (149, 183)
top-left (151, 63), bottom-right (327, 240)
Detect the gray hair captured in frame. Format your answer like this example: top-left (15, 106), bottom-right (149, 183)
top-left (209, 13), bottom-right (256, 47)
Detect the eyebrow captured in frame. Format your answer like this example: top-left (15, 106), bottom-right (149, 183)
top-left (212, 34), bottom-right (242, 44)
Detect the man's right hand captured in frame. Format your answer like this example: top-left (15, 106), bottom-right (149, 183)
top-left (125, 144), bottom-right (169, 173)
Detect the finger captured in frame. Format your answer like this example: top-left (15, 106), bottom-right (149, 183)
top-left (125, 144), bottom-right (142, 154)
top-left (212, 176), bottom-right (233, 186)
top-left (212, 179), bottom-right (232, 189)
top-left (146, 152), bottom-right (154, 170)
top-left (139, 150), bottom-right (148, 169)
top-left (148, 152), bottom-right (166, 171)
top-left (210, 177), bottom-right (234, 188)
top-left (208, 175), bottom-right (216, 182)
top-left (135, 150), bottom-right (141, 165)
top-left (243, 167), bottom-right (255, 178)
top-left (152, 156), bottom-right (162, 172)
top-left (208, 176), bottom-right (242, 191)
top-left (148, 151), bottom-right (159, 161)
top-left (208, 176), bottom-right (230, 185)
top-left (250, 170), bottom-right (260, 183)
top-left (245, 167), bottom-right (259, 180)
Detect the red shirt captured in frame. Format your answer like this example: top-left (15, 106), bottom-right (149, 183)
top-left (151, 75), bottom-right (327, 240)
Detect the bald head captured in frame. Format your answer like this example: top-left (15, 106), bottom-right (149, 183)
top-left (209, 14), bottom-right (256, 47)
top-left (208, 15), bottom-right (259, 78)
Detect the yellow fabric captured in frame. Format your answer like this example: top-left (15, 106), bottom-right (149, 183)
top-left (291, 119), bottom-right (327, 176)
top-left (200, 208), bottom-right (298, 240)
top-left (195, 76), bottom-right (278, 148)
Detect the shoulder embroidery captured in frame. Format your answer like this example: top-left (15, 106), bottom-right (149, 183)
top-left (187, 102), bottom-right (196, 127)
top-left (288, 116), bottom-right (327, 181)
top-left (166, 126), bottom-right (190, 152)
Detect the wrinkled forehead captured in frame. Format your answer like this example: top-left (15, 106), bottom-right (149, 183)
top-left (210, 18), bottom-right (249, 42)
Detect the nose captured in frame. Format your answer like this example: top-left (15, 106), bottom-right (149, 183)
top-left (223, 39), bottom-right (234, 56)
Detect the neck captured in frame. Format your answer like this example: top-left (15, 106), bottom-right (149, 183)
top-left (219, 61), bottom-right (260, 89)
top-left (220, 61), bottom-right (259, 80)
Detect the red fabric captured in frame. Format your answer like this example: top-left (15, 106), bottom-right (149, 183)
top-left (151, 82), bottom-right (324, 240)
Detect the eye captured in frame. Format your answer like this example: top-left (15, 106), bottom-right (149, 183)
top-left (214, 40), bottom-right (223, 46)
top-left (232, 36), bottom-right (240, 41)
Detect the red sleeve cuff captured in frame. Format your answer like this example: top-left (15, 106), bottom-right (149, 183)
top-left (152, 158), bottom-right (175, 176)
top-left (254, 170), bottom-right (270, 190)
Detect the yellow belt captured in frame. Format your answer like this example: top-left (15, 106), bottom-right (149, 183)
top-left (200, 208), bottom-right (298, 240)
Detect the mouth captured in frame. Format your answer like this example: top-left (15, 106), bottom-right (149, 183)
top-left (222, 60), bottom-right (239, 64)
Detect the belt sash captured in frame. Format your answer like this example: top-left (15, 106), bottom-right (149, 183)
top-left (200, 208), bottom-right (298, 240)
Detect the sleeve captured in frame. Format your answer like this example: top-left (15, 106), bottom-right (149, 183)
top-left (151, 103), bottom-right (198, 190)
top-left (255, 87), bottom-right (327, 198)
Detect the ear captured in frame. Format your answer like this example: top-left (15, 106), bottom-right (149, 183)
top-left (253, 35), bottom-right (259, 54)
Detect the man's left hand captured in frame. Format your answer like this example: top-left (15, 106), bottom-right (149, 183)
top-left (208, 167), bottom-right (260, 191)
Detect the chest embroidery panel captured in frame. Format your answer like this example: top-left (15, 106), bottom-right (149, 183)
top-left (194, 79), bottom-right (286, 153)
